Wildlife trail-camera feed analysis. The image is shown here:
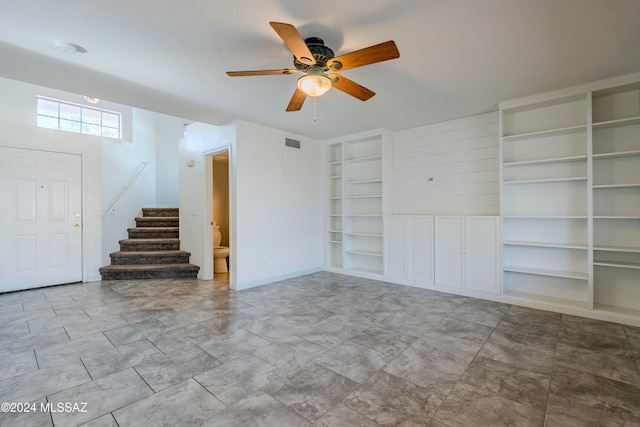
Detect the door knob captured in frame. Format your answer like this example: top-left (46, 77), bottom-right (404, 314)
top-left (73, 223), bottom-right (81, 228)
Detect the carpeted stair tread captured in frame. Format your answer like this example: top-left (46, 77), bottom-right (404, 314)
top-left (111, 250), bottom-right (191, 257)
top-left (119, 238), bottom-right (180, 244)
top-left (110, 250), bottom-right (191, 265)
top-left (127, 227), bottom-right (179, 239)
top-left (142, 208), bottom-right (179, 217)
top-left (100, 263), bottom-right (199, 271)
top-left (99, 263), bottom-right (200, 280)
top-left (134, 217), bottom-right (179, 222)
top-left (127, 227), bottom-right (179, 232)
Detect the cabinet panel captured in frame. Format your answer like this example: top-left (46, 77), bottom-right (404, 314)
top-left (409, 217), bottom-right (434, 283)
top-left (384, 217), bottom-right (406, 278)
top-left (435, 216), bottom-right (464, 288)
top-left (466, 217), bottom-right (499, 294)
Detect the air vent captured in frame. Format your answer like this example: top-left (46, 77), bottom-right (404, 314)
top-left (285, 138), bottom-right (301, 149)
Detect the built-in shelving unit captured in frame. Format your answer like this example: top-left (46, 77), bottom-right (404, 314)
top-left (591, 82), bottom-right (640, 314)
top-left (342, 134), bottom-right (384, 275)
top-left (326, 143), bottom-right (343, 268)
top-left (324, 130), bottom-right (390, 276)
top-left (501, 93), bottom-right (590, 309)
top-left (500, 75), bottom-right (640, 320)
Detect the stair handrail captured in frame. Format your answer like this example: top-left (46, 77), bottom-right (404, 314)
top-left (102, 161), bottom-right (149, 216)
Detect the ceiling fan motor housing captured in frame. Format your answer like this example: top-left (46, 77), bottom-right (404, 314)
top-left (294, 37), bottom-right (335, 71)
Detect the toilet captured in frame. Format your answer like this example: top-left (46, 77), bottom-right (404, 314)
top-left (212, 221), bottom-right (229, 273)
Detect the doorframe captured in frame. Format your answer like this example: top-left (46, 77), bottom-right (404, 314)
top-left (204, 146), bottom-right (234, 286)
top-left (0, 128), bottom-right (102, 283)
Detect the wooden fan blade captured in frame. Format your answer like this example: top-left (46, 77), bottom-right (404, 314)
top-left (286, 88), bottom-right (307, 111)
top-left (329, 74), bottom-right (375, 101)
top-left (226, 69), bottom-right (298, 76)
top-left (327, 41), bottom-right (399, 72)
top-left (270, 22), bottom-right (316, 66)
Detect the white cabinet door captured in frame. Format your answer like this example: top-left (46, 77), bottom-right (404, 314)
top-left (466, 216), bottom-right (500, 294)
top-left (385, 217), bottom-right (406, 278)
top-left (435, 216), bottom-right (464, 288)
top-left (408, 217), bottom-right (434, 283)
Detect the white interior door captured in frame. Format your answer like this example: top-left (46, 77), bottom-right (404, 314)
top-left (0, 147), bottom-right (82, 292)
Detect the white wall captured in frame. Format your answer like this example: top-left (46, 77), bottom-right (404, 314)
top-left (180, 122), bottom-right (236, 281)
top-left (235, 121), bottom-right (323, 288)
top-left (155, 113), bottom-right (188, 207)
top-left (180, 120), bottom-right (323, 290)
top-left (392, 112), bottom-right (500, 215)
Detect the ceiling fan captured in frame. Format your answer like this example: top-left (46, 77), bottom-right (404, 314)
top-left (227, 22), bottom-right (400, 112)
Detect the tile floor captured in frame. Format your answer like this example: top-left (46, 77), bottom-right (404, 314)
top-left (0, 271), bottom-right (639, 426)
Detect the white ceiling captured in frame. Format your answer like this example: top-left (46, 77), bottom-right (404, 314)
top-left (1, 0), bottom-right (639, 139)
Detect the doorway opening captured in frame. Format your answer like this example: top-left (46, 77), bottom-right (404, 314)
top-left (211, 150), bottom-right (230, 283)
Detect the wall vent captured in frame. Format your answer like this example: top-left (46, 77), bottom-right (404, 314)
top-left (285, 138), bottom-right (301, 149)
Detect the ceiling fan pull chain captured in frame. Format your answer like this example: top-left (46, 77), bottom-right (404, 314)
top-left (313, 97), bottom-right (317, 122)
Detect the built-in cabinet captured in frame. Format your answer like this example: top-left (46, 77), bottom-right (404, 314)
top-left (384, 215), bottom-right (500, 294)
top-left (325, 130), bottom-right (391, 276)
top-left (435, 216), bottom-right (501, 294)
top-left (385, 216), bottom-right (434, 284)
top-left (500, 75), bottom-right (640, 319)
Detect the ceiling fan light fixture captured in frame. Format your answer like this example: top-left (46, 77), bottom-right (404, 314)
top-left (297, 73), bottom-right (332, 97)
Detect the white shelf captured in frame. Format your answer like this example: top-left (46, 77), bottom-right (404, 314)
top-left (593, 150), bottom-right (640, 159)
top-left (503, 155), bottom-right (587, 167)
top-left (592, 115), bottom-right (640, 129)
top-left (347, 267), bottom-right (383, 275)
top-left (345, 250), bottom-right (383, 257)
top-left (503, 240), bottom-right (587, 250)
top-left (345, 195), bottom-right (382, 199)
top-left (328, 240), bottom-right (343, 244)
top-left (502, 124), bottom-right (587, 142)
top-left (594, 261), bottom-right (640, 270)
top-left (346, 214), bottom-right (383, 218)
top-left (594, 216), bottom-right (640, 220)
top-left (344, 154), bottom-right (382, 163)
top-left (503, 176), bottom-right (587, 185)
top-left (346, 179), bottom-right (382, 184)
top-left (504, 215), bottom-right (588, 219)
top-left (593, 183), bottom-right (640, 189)
top-left (594, 303), bottom-right (640, 318)
top-left (328, 229), bottom-right (342, 233)
top-left (504, 291), bottom-right (589, 310)
top-left (594, 245), bottom-right (640, 253)
top-left (345, 232), bottom-right (383, 238)
top-left (503, 265), bottom-right (588, 280)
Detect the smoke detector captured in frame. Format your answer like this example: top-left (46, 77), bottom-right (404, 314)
top-left (54, 40), bottom-right (84, 54)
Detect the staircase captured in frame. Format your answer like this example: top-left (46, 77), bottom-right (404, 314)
top-left (99, 208), bottom-right (200, 280)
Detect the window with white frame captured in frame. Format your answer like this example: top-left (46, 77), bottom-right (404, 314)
top-left (37, 97), bottom-right (121, 139)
